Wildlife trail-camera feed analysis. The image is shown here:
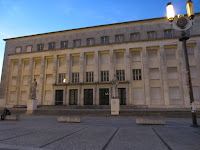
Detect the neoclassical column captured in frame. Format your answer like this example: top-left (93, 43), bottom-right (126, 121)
top-left (16, 59), bottom-right (22, 105)
top-left (142, 47), bottom-right (150, 106)
top-left (159, 45), bottom-right (170, 106)
top-left (178, 42), bottom-right (190, 107)
top-left (40, 56), bottom-right (45, 105)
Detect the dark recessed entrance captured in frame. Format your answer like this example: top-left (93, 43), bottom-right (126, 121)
top-left (84, 89), bottom-right (93, 105)
top-left (55, 90), bottom-right (63, 105)
top-left (99, 88), bottom-right (109, 105)
top-left (69, 89), bottom-right (78, 105)
top-left (118, 88), bottom-right (126, 105)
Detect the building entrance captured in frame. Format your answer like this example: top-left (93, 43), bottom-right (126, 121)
top-left (99, 88), bottom-right (109, 105)
top-left (55, 90), bottom-right (63, 105)
top-left (69, 89), bottom-right (78, 105)
top-left (118, 88), bottom-right (126, 105)
top-left (84, 89), bottom-right (93, 105)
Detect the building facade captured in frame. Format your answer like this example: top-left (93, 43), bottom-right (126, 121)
top-left (1, 14), bottom-right (200, 108)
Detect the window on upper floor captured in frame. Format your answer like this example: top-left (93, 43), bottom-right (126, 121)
top-left (61, 41), bottom-right (68, 49)
top-left (15, 47), bottom-right (22, 53)
top-left (101, 71), bottom-right (109, 82)
top-left (87, 38), bottom-right (95, 46)
top-left (115, 34), bottom-right (124, 43)
top-left (26, 45), bottom-right (32, 52)
top-left (133, 69), bottom-right (142, 80)
top-left (116, 70), bottom-right (125, 81)
top-left (49, 42), bottom-right (56, 50)
top-left (58, 73), bottom-right (66, 84)
top-left (72, 72), bottom-right (79, 83)
top-left (37, 44), bottom-right (44, 51)
top-left (86, 72), bottom-right (94, 82)
top-left (147, 31), bottom-right (156, 40)
top-left (130, 32), bottom-right (140, 41)
top-left (164, 29), bottom-right (173, 38)
top-left (73, 39), bottom-right (81, 47)
top-left (101, 36), bottom-right (109, 44)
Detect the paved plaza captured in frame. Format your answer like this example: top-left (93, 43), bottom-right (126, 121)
top-left (0, 116), bottom-right (200, 150)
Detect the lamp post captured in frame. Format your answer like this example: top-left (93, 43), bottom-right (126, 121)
top-left (166, 0), bottom-right (199, 127)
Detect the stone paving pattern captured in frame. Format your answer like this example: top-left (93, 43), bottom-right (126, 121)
top-left (0, 116), bottom-right (200, 150)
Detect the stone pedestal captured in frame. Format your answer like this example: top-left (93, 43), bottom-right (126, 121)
top-left (111, 98), bottom-right (120, 115)
top-left (26, 99), bottom-right (37, 114)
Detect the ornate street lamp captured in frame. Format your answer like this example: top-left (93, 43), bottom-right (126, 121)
top-left (166, 0), bottom-right (199, 127)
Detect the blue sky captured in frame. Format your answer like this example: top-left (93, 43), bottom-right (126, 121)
top-left (0, 0), bottom-right (200, 79)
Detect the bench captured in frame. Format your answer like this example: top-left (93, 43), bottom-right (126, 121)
top-left (136, 117), bottom-right (165, 125)
top-left (58, 116), bottom-right (82, 123)
top-left (4, 115), bottom-right (20, 121)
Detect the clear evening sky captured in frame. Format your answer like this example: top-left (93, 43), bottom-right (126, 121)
top-left (0, 0), bottom-right (200, 80)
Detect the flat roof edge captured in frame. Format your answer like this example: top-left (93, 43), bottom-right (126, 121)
top-left (3, 13), bottom-right (200, 41)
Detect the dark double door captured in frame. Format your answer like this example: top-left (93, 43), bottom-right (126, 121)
top-left (84, 89), bottom-right (93, 105)
top-left (55, 90), bottom-right (63, 105)
top-left (99, 88), bottom-right (109, 105)
top-left (118, 88), bottom-right (126, 105)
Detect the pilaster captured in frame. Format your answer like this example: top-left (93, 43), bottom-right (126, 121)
top-left (142, 47), bottom-right (150, 106)
top-left (178, 42), bottom-right (190, 108)
top-left (16, 59), bottom-right (22, 105)
top-left (109, 49), bottom-right (114, 81)
top-left (159, 45), bottom-right (170, 106)
top-left (79, 53), bottom-right (84, 83)
top-left (53, 55), bottom-right (58, 84)
top-left (66, 55), bottom-right (71, 83)
top-left (94, 51), bottom-right (99, 82)
top-left (40, 56), bottom-right (45, 105)
top-left (28, 58), bottom-right (34, 100)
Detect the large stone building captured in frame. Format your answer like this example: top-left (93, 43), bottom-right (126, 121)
top-left (1, 14), bottom-right (200, 109)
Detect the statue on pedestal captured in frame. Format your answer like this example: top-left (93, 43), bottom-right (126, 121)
top-left (29, 79), bottom-right (37, 100)
top-left (111, 74), bottom-right (119, 98)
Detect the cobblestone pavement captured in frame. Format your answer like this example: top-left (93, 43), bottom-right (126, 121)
top-left (0, 116), bottom-right (200, 150)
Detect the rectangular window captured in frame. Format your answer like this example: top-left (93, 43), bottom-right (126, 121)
top-left (130, 32), bottom-right (140, 41)
top-left (49, 42), bottom-right (56, 50)
top-left (15, 47), bottom-right (22, 53)
top-left (61, 41), bottom-right (68, 49)
top-left (116, 70), bottom-right (125, 81)
top-left (26, 45), bottom-right (32, 52)
top-left (87, 38), bottom-right (95, 46)
top-left (115, 34), bottom-right (124, 43)
top-left (86, 72), bottom-right (94, 82)
top-left (164, 29), bottom-right (173, 38)
top-left (133, 69), bottom-right (142, 80)
top-left (101, 36), bottom-right (109, 44)
top-left (72, 72), bottom-right (79, 83)
top-left (73, 39), bottom-right (81, 47)
top-left (147, 31), bottom-right (156, 40)
top-left (101, 71), bottom-right (109, 82)
top-left (37, 44), bottom-right (44, 51)
top-left (58, 73), bottom-right (66, 84)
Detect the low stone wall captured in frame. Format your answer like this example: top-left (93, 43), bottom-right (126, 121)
top-left (4, 115), bottom-right (20, 121)
top-left (136, 117), bottom-right (165, 125)
top-left (57, 116), bottom-right (82, 123)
